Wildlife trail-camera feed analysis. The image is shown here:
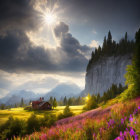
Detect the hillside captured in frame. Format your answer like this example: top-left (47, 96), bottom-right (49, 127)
top-left (19, 97), bottom-right (140, 140)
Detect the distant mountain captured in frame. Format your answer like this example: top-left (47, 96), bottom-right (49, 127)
top-left (0, 90), bottom-right (43, 105)
top-left (44, 83), bottom-right (82, 100)
top-left (0, 83), bottom-right (82, 105)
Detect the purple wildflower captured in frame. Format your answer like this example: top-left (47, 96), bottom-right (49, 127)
top-left (121, 118), bottom-right (124, 124)
top-left (135, 134), bottom-right (138, 140)
top-left (133, 109), bottom-right (138, 115)
top-left (129, 116), bottom-right (133, 122)
top-left (126, 128), bottom-right (128, 131)
top-left (124, 131), bottom-right (127, 137)
top-left (129, 128), bottom-right (135, 136)
top-left (120, 131), bottom-right (123, 136)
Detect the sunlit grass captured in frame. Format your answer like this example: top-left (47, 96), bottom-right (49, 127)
top-left (0, 105), bottom-right (84, 124)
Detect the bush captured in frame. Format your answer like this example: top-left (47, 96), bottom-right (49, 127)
top-left (26, 114), bottom-right (40, 134)
top-left (40, 114), bottom-right (57, 127)
top-left (83, 94), bottom-right (98, 111)
top-left (0, 116), bottom-right (25, 140)
top-left (0, 113), bottom-right (57, 139)
top-left (57, 105), bottom-right (74, 120)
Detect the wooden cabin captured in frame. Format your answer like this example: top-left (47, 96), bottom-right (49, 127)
top-left (31, 97), bottom-right (52, 110)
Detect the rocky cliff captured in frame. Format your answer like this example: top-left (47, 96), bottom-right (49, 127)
top-left (82, 54), bottom-right (132, 96)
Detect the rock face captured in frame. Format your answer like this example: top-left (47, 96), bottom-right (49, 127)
top-left (83, 55), bottom-right (132, 96)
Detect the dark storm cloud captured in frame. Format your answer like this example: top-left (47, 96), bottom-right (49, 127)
top-left (0, 0), bottom-right (93, 73)
top-left (0, 25), bottom-right (92, 72)
top-left (59, 0), bottom-right (140, 25)
top-left (54, 22), bottom-right (69, 37)
top-left (0, 30), bottom-right (56, 72)
top-left (0, 0), bottom-right (40, 34)
top-left (54, 22), bottom-right (92, 71)
top-left (58, 0), bottom-right (140, 38)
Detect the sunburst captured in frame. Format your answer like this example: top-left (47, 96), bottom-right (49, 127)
top-left (43, 11), bottom-right (57, 26)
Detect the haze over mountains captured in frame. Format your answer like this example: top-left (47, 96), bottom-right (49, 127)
top-left (44, 83), bottom-right (81, 100)
top-left (0, 83), bottom-right (82, 105)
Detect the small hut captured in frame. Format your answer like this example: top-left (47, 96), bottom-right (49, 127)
top-left (31, 97), bottom-right (52, 110)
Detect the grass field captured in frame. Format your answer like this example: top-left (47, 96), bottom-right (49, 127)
top-left (0, 105), bottom-right (84, 124)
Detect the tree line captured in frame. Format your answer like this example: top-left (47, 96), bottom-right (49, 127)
top-left (124, 28), bottom-right (140, 99)
top-left (87, 31), bottom-right (135, 71)
top-left (57, 96), bottom-right (85, 106)
top-left (0, 98), bottom-right (28, 110)
top-left (84, 83), bottom-right (127, 110)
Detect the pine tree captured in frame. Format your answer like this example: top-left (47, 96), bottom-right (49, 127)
top-left (63, 105), bottom-right (73, 117)
top-left (20, 98), bottom-right (24, 107)
top-left (103, 36), bottom-right (107, 48)
top-left (125, 28), bottom-right (140, 97)
top-left (107, 30), bottom-right (113, 55)
top-left (125, 32), bottom-right (128, 42)
top-left (52, 97), bottom-right (57, 109)
top-left (49, 96), bottom-right (53, 105)
top-left (107, 30), bottom-right (112, 44)
top-left (96, 93), bottom-right (101, 103)
top-left (132, 29), bottom-right (140, 93)
top-left (63, 96), bottom-right (67, 105)
top-left (68, 98), bottom-right (72, 105)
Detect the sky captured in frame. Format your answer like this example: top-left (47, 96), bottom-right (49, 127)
top-left (0, 0), bottom-right (139, 98)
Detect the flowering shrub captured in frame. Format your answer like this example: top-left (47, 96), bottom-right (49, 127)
top-left (15, 97), bottom-right (140, 140)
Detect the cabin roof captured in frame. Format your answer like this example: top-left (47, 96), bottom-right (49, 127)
top-left (32, 100), bottom-right (51, 107)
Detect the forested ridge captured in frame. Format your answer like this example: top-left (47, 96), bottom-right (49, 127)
top-left (87, 31), bottom-right (135, 71)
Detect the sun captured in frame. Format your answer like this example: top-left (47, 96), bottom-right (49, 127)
top-left (44, 12), bottom-right (56, 25)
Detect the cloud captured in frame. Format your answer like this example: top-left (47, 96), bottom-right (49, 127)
top-left (0, 70), bottom-right (85, 98)
top-left (54, 22), bottom-right (69, 38)
top-left (57, 0), bottom-right (140, 40)
top-left (0, 1), bottom-right (93, 74)
top-left (0, 88), bottom-right (9, 98)
top-left (89, 40), bottom-right (99, 48)
top-left (0, 16), bottom-right (93, 73)
top-left (0, 76), bottom-right (12, 89)
top-left (0, 0), bottom-right (40, 34)
top-left (16, 76), bottom-right (59, 94)
top-left (54, 22), bottom-right (93, 69)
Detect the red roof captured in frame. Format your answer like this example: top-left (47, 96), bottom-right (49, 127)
top-left (32, 101), bottom-right (41, 105)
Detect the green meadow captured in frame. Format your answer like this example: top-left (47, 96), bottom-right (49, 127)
top-left (0, 105), bottom-right (84, 125)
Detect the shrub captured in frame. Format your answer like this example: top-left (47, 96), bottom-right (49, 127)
top-left (83, 94), bottom-right (98, 111)
top-left (26, 114), bottom-right (40, 134)
top-left (40, 114), bottom-right (57, 127)
top-left (57, 105), bottom-right (74, 120)
top-left (0, 116), bottom-right (25, 140)
top-left (0, 113), bottom-right (57, 139)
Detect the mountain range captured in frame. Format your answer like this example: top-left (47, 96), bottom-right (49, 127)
top-left (0, 83), bottom-right (82, 105)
